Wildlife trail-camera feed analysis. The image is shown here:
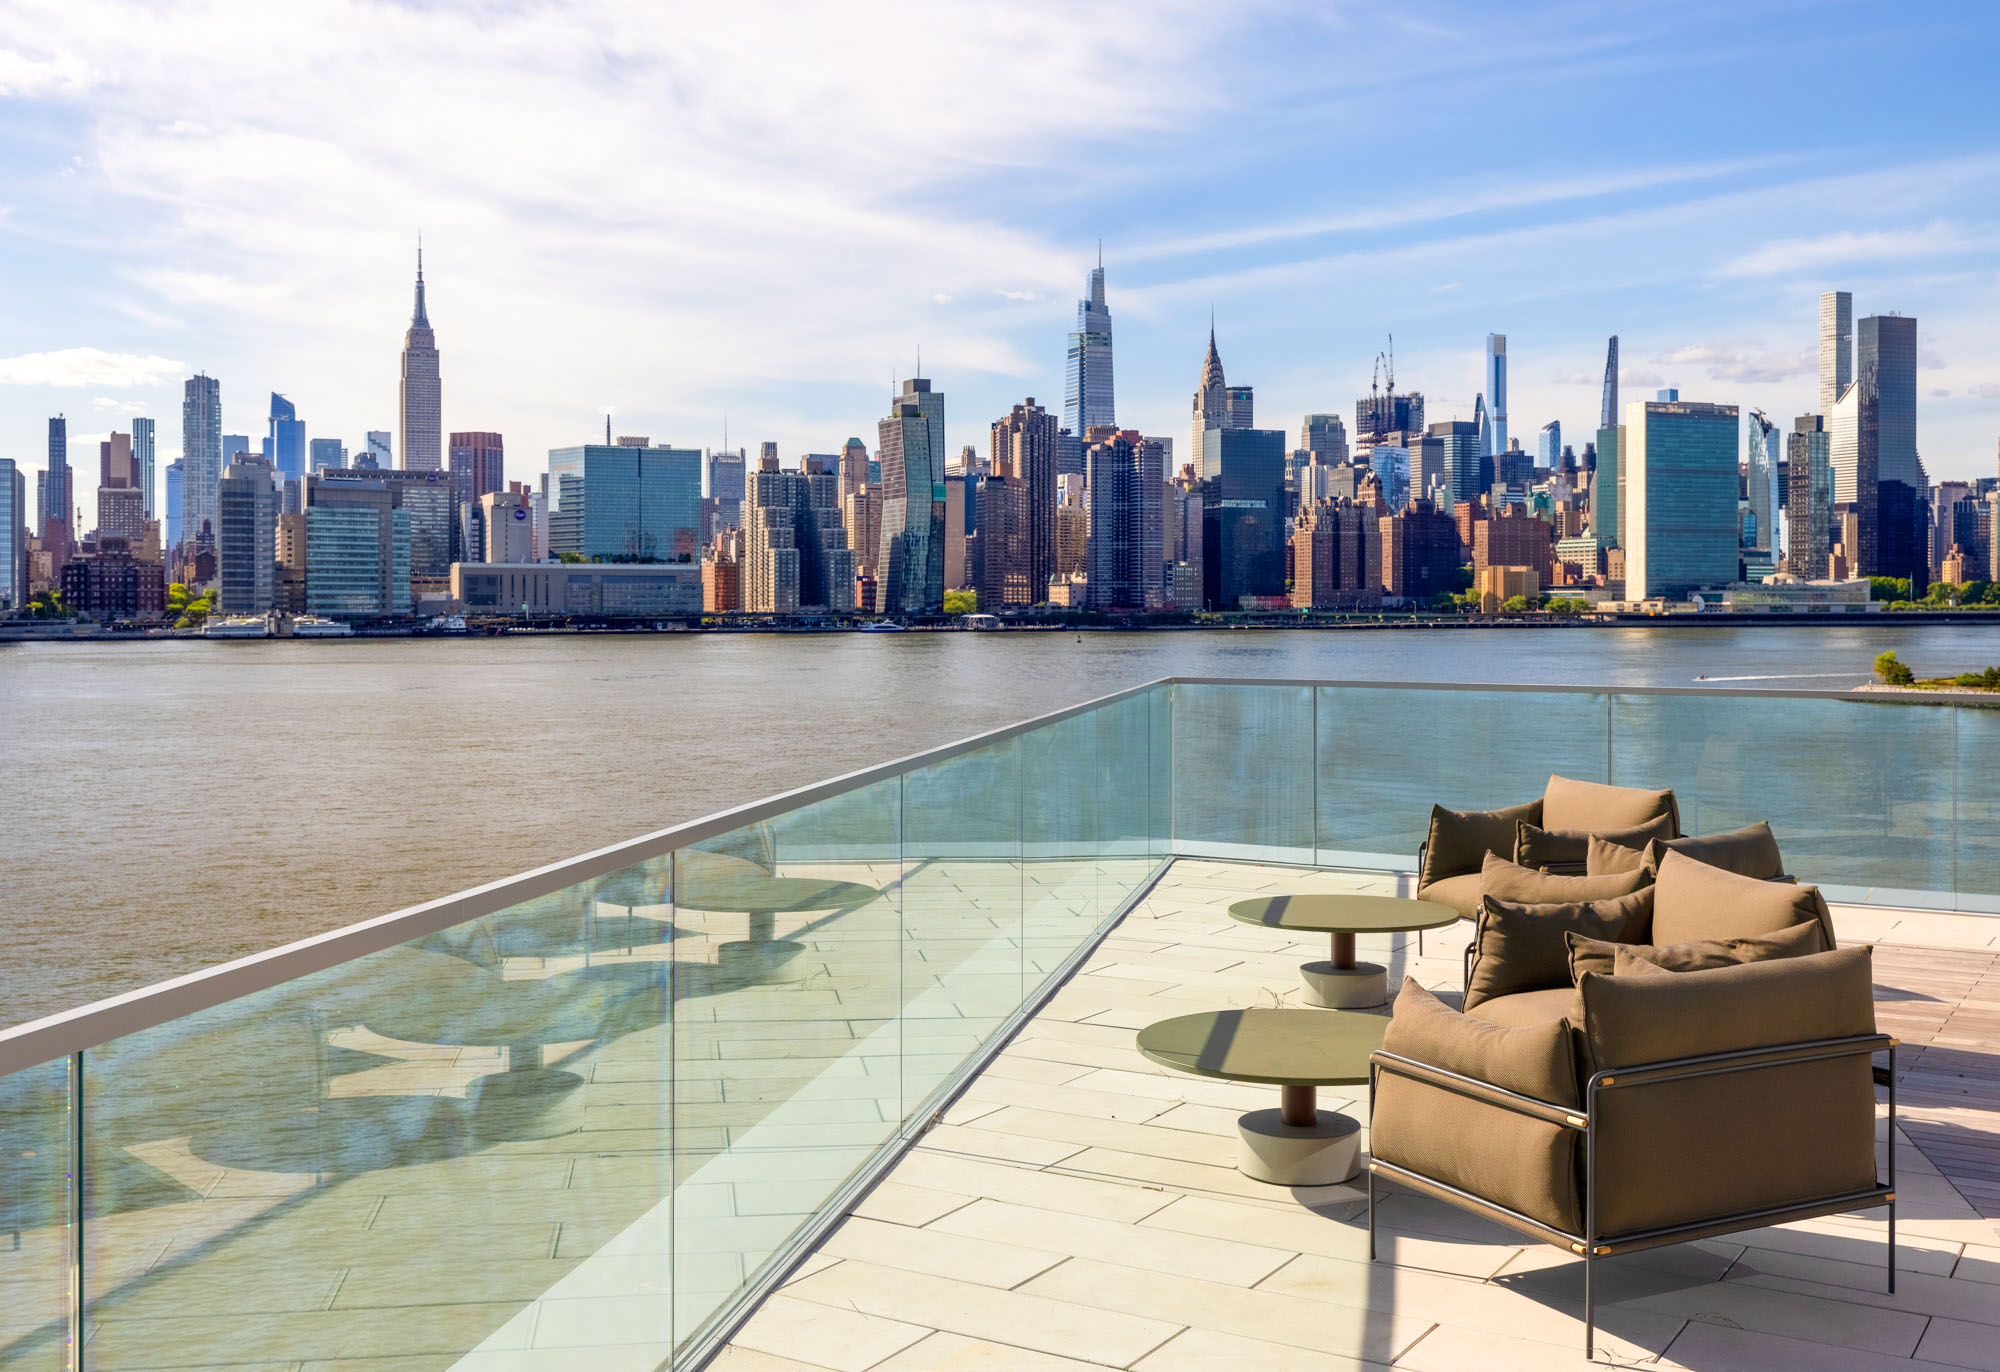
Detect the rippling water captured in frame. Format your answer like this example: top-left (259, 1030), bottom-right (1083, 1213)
top-left (5, 620), bottom-right (1998, 1022)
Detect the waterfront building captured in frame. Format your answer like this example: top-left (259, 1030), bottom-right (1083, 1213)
top-left (132, 417), bottom-right (156, 521)
top-left (164, 460), bottom-right (184, 554)
top-left (399, 247), bottom-right (441, 472)
top-left (545, 443), bottom-right (702, 564)
top-left (96, 486), bottom-right (145, 546)
top-left (1063, 256), bottom-right (1115, 437)
top-left (1301, 414), bottom-right (1349, 466)
top-left (943, 472), bottom-right (969, 590)
top-left (267, 393), bottom-right (306, 486)
top-left (703, 528), bottom-right (744, 613)
top-left (450, 561), bottom-right (702, 619)
top-left (990, 398), bottom-right (1057, 601)
top-left (1820, 290), bottom-right (1853, 415)
top-left (1379, 499), bottom-right (1460, 603)
top-left (274, 512), bottom-right (307, 613)
top-left (319, 467), bottom-right (456, 585)
top-left (309, 438), bottom-right (345, 474)
top-left (1600, 337), bottom-right (1619, 430)
top-left (1291, 497), bottom-right (1382, 610)
top-left (61, 535), bottom-right (165, 619)
top-left (1538, 421), bottom-right (1561, 469)
top-left (742, 456), bottom-right (856, 612)
top-left (875, 376), bottom-right (945, 614)
top-left (1199, 426), bottom-right (1286, 610)
top-left (0, 458), bottom-right (24, 611)
top-left (216, 454), bottom-right (278, 614)
top-left (970, 472), bottom-right (1031, 610)
top-left (1083, 428), bottom-right (1165, 613)
top-left (480, 486), bottom-right (535, 565)
top-left (1477, 564), bottom-right (1541, 612)
top-left (1625, 397), bottom-right (1739, 600)
top-left (182, 373), bottom-right (222, 555)
top-left (1484, 334), bottom-right (1507, 457)
top-left (306, 474), bottom-right (412, 619)
top-left (1593, 424), bottom-right (1624, 546)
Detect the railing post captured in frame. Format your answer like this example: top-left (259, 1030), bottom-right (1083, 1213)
top-left (68, 1048), bottom-right (83, 1372)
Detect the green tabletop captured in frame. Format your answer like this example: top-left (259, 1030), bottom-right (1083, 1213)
top-left (1229, 893), bottom-right (1459, 935)
top-left (1136, 1008), bottom-right (1386, 1087)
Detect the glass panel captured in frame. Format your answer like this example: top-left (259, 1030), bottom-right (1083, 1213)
top-left (79, 856), bottom-right (675, 1368)
top-left (0, 1056), bottom-right (68, 1369)
top-left (1956, 704), bottom-right (2000, 914)
top-left (901, 738), bottom-right (1023, 1120)
top-left (1022, 709), bottom-right (1107, 993)
top-left (1149, 682), bottom-right (1175, 859)
top-left (1612, 693), bottom-right (1954, 905)
top-left (1315, 687), bottom-right (1612, 868)
top-left (1095, 692), bottom-right (1162, 916)
top-left (1173, 683), bottom-right (1316, 862)
top-left (671, 779), bottom-right (902, 1357)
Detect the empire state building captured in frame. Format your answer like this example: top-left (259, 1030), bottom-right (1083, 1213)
top-left (399, 246), bottom-right (441, 471)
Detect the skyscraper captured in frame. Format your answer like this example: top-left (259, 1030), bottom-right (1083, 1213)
top-left (545, 443), bottom-right (702, 563)
top-left (989, 398), bottom-right (1058, 605)
top-left (309, 438), bottom-right (345, 473)
top-left (1625, 398), bottom-right (1739, 600)
top-left (182, 373), bottom-right (222, 547)
top-left (876, 375), bottom-right (946, 613)
top-left (43, 415), bottom-right (72, 571)
top-left (1473, 394), bottom-right (1489, 467)
top-left (132, 417), bottom-right (156, 521)
top-left (307, 474), bottom-right (412, 618)
top-left (449, 432), bottom-right (505, 509)
top-left (164, 460), bottom-right (184, 554)
top-left (1192, 326), bottom-right (1231, 461)
top-left (1745, 410), bottom-right (1780, 558)
top-left (1084, 429), bottom-right (1165, 612)
top-left (1819, 291), bottom-right (1853, 415)
top-left (1787, 416), bottom-right (1833, 577)
top-left (268, 393), bottom-right (306, 486)
top-left (365, 431), bottom-right (393, 468)
top-left (216, 454), bottom-right (278, 613)
top-left (1861, 313), bottom-right (1926, 590)
top-left (1599, 337), bottom-right (1619, 431)
top-left (400, 246), bottom-right (442, 472)
top-left (1064, 254), bottom-right (1115, 437)
top-left (0, 459), bottom-right (24, 610)
top-left (1356, 390), bottom-right (1424, 443)
top-left (1594, 424), bottom-right (1625, 547)
top-left (1300, 414), bottom-right (1349, 465)
top-left (1199, 426), bottom-right (1286, 609)
top-left (1484, 334), bottom-right (1508, 457)
top-left (1538, 421), bottom-right (1561, 469)
top-left (1434, 420), bottom-right (1483, 508)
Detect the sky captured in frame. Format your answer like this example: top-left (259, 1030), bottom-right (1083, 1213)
top-left (5, 0), bottom-right (2000, 516)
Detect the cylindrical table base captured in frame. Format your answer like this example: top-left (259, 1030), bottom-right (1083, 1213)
top-left (1237, 1107), bottom-right (1362, 1186)
top-left (1299, 960), bottom-right (1389, 1008)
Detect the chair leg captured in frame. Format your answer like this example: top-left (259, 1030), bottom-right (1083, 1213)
top-left (1888, 1198), bottom-right (1896, 1294)
top-left (1367, 1166), bottom-right (1377, 1261)
top-left (1584, 1250), bottom-right (1595, 1359)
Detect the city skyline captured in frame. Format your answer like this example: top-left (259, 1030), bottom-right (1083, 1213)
top-left (4, 5), bottom-right (2000, 500)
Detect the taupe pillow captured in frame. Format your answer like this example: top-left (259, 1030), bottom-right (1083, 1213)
top-left (1651, 849), bottom-right (1831, 945)
top-left (1542, 775), bottom-right (1680, 836)
top-left (1565, 921), bottom-right (1825, 984)
top-left (1586, 832), bottom-right (1650, 876)
top-left (1479, 851), bottom-right (1653, 907)
top-left (1644, 821), bottom-right (1785, 881)
top-left (1381, 977), bottom-right (1578, 1106)
top-left (1516, 812), bottom-right (1677, 874)
top-left (1466, 888), bottom-right (1654, 1010)
top-left (1581, 946), bottom-right (1876, 1069)
top-left (1421, 798), bottom-right (1543, 886)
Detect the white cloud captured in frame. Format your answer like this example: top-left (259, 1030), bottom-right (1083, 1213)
top-left (1655, 342), bottom-right (1814, 385)
top-left (932, 294), bottom-right (954, 305)
top-left (92, 395), bottom-right (149, 414)
top-left (1715, 223), bottom-right (1994, 279)
top-left (0, 47), bottom-right (95, 98)
top-left (994, 289), bottom-right (1040, 302)
top-left (0, 348), bottom-right (188, 388)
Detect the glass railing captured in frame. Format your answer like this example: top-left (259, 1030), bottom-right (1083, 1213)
top-left (2, 676), bottom-right (1990, 1370)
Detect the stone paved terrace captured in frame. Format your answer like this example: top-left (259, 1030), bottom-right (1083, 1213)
top-left (716, 860), bottom-right (2000, 1372)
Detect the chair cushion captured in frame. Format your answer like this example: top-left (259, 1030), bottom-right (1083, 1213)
top-left (1646, 821), bottom-right (1786, 881)
top-left (1541, 775), bottom-right (1680, 836)
top-left (1465, 986), bottom-right (1583, 1029)
top-left (1465, 887), bottom-right (1654, 1010)
top-left (1415, 870), bottom-right (1485, 919)
top-left (1576, 949), bottom-right (1879, 1237)
top-left (1479, 852), bottom-right (1653, 907)
top-left (1516, 812), bottom-right (1677, 874)
top-left (1650, 849), bottom-right (1833, 946)
top-left (1565, 920), bottom-right (1825, 984)
top-left (1372, 978), bottom-right (1582, 1233)
top-left (1421, 799), bottom-right (1543, 886)
top-left (1587, 831), bottom-right (1653, 877)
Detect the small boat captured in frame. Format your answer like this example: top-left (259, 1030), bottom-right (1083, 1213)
top-left (204, 616), bottom-right (271, 639)
top-left (860, 621), bottom-right (906, 633)
top-left (293, 616), bottom-right (355, 638)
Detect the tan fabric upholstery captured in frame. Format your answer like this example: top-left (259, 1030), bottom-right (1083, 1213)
top-left (1372, 979), bottom-right (1582, 1233)
top-left (1587, 832), bottom-right (1652, 876)
top-left (1650, 849), bottom-right (1833, 946)
top-left (1652, 821), bottom-right (1785, 880)
top-left (1541, 775), bottom-right (1680, 836)
top-left (1514, 812), bottom-right (1676, 874)
top-left (1564, 921), bottom-right (1825, 984)
top-left (1478, 852), bottom-right (1653, 908)
top-left (1466, 888), bottom-right (1654, 1010)
top-left (1578, 948), bottom-right (1878, 1236)
top-left (1421, 799), bottom-right (1543, 886)
top-left (1466, 986), bottom-right (1583, 1028)
top-left (1416, 871), bottom-right (1484, 919)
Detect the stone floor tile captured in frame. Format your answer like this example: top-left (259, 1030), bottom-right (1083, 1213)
top-left (1132, 1326), bottom-right (1394, 1369)
top-left (727, 1292), bottom-right (931, 1372)
top-left (1141, 1194), bottom-right (1522, 1280)
top-left (1393, 1320), bottom-right (1661, 1370)
top-left (918, 1124), bottom-right (1090, 1168)
top-left (849, 1181), bottom-right (977, 1227)
top-left (867, 1330), bottom-right (1110, 1369)
top-left (889, 1151), bottom-right (1178, 1223)
top-left (819, 1216), bottom-right (1065, 1290)
top-left (931, 1197), bottom-right (1295, 1286)
top-left (1662, 1320), bottom-right (1971, 1371)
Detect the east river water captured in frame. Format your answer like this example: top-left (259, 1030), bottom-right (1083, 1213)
top-left (5, 620), bottom-right (1999, 1024)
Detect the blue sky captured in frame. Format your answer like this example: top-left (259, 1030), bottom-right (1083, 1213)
top-left (4, 0), bottom-right (1999, 512)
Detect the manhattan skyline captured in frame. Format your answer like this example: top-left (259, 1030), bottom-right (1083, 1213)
top-left (3, 3), bottom-right (2000, 495)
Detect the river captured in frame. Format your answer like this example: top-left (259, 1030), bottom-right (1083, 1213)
top-left (4, 620), bottom-right (1998, 1024)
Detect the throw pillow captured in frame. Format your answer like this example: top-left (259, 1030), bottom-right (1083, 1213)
top-left (1466, 888), bottom-right (1654, 1010)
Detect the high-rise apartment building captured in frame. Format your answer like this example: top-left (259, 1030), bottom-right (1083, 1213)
top-left (545, 443), bottom-right (702, 564)
top-left (1471, 505), bottom-right (1555, 582)
top-left (1484, 334), bottom-right (1508, 457)
top-left (449, 431), bottom-right (505, 513)
top-left (1538, 421), bottom-right (1561, 469)
top-left (164, 461), bottom-right (184, 555)
top-left (132, 417), bottom-right (156, 521)
top-left (989, 398), bottom-right (1057, 605)
top-left (741, 456), bottom-right (856, 613)
top-left (1599, 337), bottom-right (1619, 431)
top-left (43, 415), bottom-right (72, 573)
top-left (306, 474), bottom-right (412, 618)
top-left (182, 374), bottom-right (222, 549)
top-left (1625, 398), bottom-right (1739, 600)
top-left (1083, 428), bottom-right (1165, 612)
top-left (1357, 391), bottom-right (1424, 443)
top-left (1780, 426), bottom-right (1833, 577)
top-left (275, 512), bottom-right (307, 613)
top-left (1745, 410), bottom-right (1781, 557)
top-left (1380, 500), bottom-right (1460, 603)
top-left (399, 248), bottom-right (442, 472)
top-left (1593, 425), bottom-right (1625, 546)
top-left (1368, 444), bottom-right (1411, 512)
top-left (216, 454), bottom-right (278, 613)
top-left (1064, 256), bottom-right (1115, 437)
top-left (1860, 313), bottom-right (1926, 589)
top-left (1819, 291), bottom-right (1853, 415)
top-left (0, 459), bottom-right (24, 610)
top-left (1199, 426), bottom-right (1286, 609)
top-left (1432, 420), bottom-right (1484, 508)
top-left (875, 376), bottom-right (945, 614)
top-left (1291, 497), bottom-right (1382, 610)
top-left (838, 439), bottom-right (869, 500)
top-left (1300, 414), bottom-right (1349, 465)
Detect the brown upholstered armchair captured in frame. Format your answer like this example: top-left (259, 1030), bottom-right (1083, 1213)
top-left (1367, 854), bottom-right (1896, 1358)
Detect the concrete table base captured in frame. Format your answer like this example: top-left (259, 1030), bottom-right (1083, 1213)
top-left (1237, 1103), bottom-right (1362, 1186)
top-left (1299, 959), bottom-right (1388, 1008)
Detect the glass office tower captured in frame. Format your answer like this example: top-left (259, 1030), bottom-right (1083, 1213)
top-left (546, 444), bottom-right (703, 564)
top-left (1625, 399), bottom-right (1739, 599)
top-left (1199, 426), bottom-right (1286, 609)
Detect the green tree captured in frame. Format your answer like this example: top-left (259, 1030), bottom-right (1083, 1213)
top-left (1547, 596), bottom-right (1584, 616)
top-left (1869, 576), bottom-right (1911, 603)
top-left (1499, 594), bottom-right (1536, 613)
top-left (1874, 651), bottom-right (1915, 686)
top-left (943, 589), bottom-right (977, 615)
top-left (556, 551), bottom-right (586, 564)
top-left (28, 590), bottom-right (70, 619)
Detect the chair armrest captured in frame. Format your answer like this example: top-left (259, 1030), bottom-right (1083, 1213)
top-left (1586, 1033), bottom-right (1894, 1097)
top-left (1371, 1049), bottom-right (1587, 1130)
